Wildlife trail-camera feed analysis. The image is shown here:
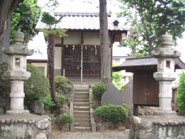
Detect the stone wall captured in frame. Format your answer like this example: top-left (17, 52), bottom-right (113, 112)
top-left (0, 114), bottom-right (51, 139)
top-left (130, 114), bottom-right (185, 139)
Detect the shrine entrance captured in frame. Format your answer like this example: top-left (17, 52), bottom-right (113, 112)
top-left (63, 45), bottom-right (101, 82)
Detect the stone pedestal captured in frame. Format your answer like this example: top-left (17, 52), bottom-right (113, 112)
top-left (0, 114), bottom-right (51, 139)
top-left (129, 114), bottom-right (185, 139)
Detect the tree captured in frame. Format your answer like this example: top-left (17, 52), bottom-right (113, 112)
top-left (41, 12), bottom-right (66, 103)
top-left (99, 0), bottom-right (111, 82)
top-left (10, 0), bottom-right (41, 43)
top-left (177, 72), bottom-right (185, 114)
top-left (119, 0), bottom-right (185, 55)
top-left (0, 0), bottom-right (23, 41)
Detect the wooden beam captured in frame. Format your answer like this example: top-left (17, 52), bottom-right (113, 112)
top-left (61, 38), bottom-right (64, 76)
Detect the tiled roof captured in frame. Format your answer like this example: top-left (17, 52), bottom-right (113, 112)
top-left (113, 56), bottom-right (185, 71)
top-left (36, 12), bottom-right (128, 31)
top-left (119, 57), bottom-right (157, 67)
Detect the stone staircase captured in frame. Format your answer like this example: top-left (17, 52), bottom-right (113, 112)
top-left (73, 84), bottom-right (94, 131)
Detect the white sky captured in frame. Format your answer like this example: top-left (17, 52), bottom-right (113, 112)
top-left (28, 0), bottom-right (185, 61)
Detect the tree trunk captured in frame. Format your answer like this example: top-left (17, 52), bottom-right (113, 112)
top-left (99, 0), bottom-right (111, 82)
top-left (0, 0), bottom-right (23, 41)
top-left (47, 34), bottom-right (56, 103)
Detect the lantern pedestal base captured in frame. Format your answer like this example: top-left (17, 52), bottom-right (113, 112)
top-left (0, 114), bottom-right (51, 139)
top-left (130, 114), bottom-right (185, 139)
top-left (6, 110), bottom-right (30, 114)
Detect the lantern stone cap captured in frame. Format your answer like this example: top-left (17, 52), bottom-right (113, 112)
top-left (14, 30), bottom-right (24, 43)
top-left (153, 72), bottom-right (176, 81)
top-left (5, 70), bottom-right (31, 80)
top-left (151, 33), bottom-right (181, 58)
top-left (159, 33), bottom-right (173, 47)
top-left (4, 45), bottom-right (33, 56)
top-left (4, 30), bottom-right (33, 56)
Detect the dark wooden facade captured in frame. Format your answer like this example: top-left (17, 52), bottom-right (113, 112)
top-left (113, 57), bottom-right (185, 115)
top-left (63, 45), bottom-right (101, 79)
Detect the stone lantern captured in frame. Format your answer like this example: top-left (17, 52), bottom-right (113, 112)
top-left (4, 30), bottom-right (33, 114)
top-left (152, 33), bottom-right (180, 112)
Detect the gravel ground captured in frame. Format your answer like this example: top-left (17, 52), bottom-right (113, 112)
top-left (51, 130), bottom-right (130, 139)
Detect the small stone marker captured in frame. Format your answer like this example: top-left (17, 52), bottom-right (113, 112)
top-left (101, 82), bottom-right (123, 105)
top-left (4, 30), bottom-right (33, 114)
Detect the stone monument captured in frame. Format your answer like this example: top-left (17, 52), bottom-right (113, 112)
top-left (0, 30), bottom-right (51, 139)
top-left (129, 34), bottom-right (185, 139)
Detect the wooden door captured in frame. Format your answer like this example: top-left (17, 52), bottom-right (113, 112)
top-left (83, 45), bottom-right (101, 78)
top-left (63, 45), bottom-right (81, 78)
top-left (63, 45), bottom-right (101, 80)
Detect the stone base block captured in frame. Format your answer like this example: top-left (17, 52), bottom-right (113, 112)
top-left (6, 109), bottom-right (30, 114)
top-left (0, 114), bottom-right (51, 139)
top-left (129, 114), bottom-right (185, 139)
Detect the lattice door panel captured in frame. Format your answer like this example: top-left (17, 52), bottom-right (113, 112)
top-left (83, 45), bottom-right (101, 78)
top-left (64, 45), bottom-right (81, 78)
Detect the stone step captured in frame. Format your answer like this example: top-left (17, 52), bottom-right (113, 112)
top-left (74, 115), bottom-right (90, 120)
top-left (74, 94), bottom-right (89, 97)
top-left (74, 106), bottom-right (90, 111)
top-left (74, 89), bottom-right (89, 92)
top-left (74, 86), bottom-right (89, 90)
top-left (74, 122), bottom-right (91, 127)
top-left (74, 91), bottom-right (89, 94)
top-left (73, 99), bottom-right (89, 102)
top-left (74, 102), bottom-right (90, 106)
top-left (74, 84), bottom-right (89, 88)
top-left (74, 126), bottom-right (91, 131)
top-left (74, 96), bottom-right (89, 100)
top-left (74, 111), bottom-right (90, 116)
top-left (74, 119), bottom-right (91, 124)
top-left (74, 113), bottom-right (90, 117)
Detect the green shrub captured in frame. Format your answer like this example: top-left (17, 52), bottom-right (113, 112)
top-left (25, 64), bottom-right (50, 106)
top-left (95, 104), bottom-right (128, 123)
top-left (58, 113), bottom-right (73, 125)
top-left (55, 76), bottom-right (72, 90)
top-left (112, 71), bottom-right (124, 91)
top-left (55, 76), bottom-right (73, 95)
top-left (56, 94), bottom-right (69, 106)
top-left (177, 72), bottom-right (185, 113)
top-left (39, 95), bottom-right (55, 111)
top-left (0, 62), bottom-right (50, 107)
top-left (40, 94), bottom-right (69, 112)
top-left (92, 82), bottom-right (107, 99)
top-left (0, 62), bottom-right (10, 100)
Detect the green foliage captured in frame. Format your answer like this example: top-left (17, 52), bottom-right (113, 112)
top-left (56, 94), bottom-right (69, 106)
top-left (112, 71), bottom-right (124, 91)
top-left (40, 12), bottom-right (66, 37)
top-left (40, 94), bottom-right (69, 112)
top-left (48, 113), bottom-right (57, 123)
top-left (0, 62), bottom-right (50, 107)
top-left (58, 113), bottom-right (73, 125)
top-left (92, 82), bottom-right (107, 99)
top-left (0, 62), bottom-right (10, 99)
top-left (55, 76), bottom-right (72, 91)
top-left (11, 0), bottom-right (41, 43)
top-left (25, 64), bottom-right (50, 106)
top-left (95, 104), bottom-right (128, 123)
top-left (177, 72), bottom-right (185, 113)
top-left (39, 95), bottom-right (55, 111)
top-left (41, 12), bottom-right (62, 26)
top-left (119, 0), bottom-right (185, 55)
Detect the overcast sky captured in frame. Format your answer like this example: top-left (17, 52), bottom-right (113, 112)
top-left (28, 0), bottom-right (185, 61)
